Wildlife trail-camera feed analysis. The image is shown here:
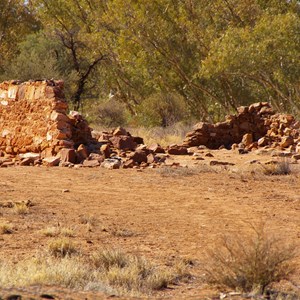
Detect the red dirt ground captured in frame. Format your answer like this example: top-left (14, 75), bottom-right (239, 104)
top-left (0, 149), bottom-right (299, 299)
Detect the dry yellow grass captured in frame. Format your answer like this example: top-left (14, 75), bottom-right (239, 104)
top-left (204, 225), bottom-right (297, 294)
top-left (129, 124), bottom-right (190, 147)
top-left (48, 238), bottom-right (78, 258)
top-left (60, 228), bottom-right (75, 237)
top-left (0, 248), bottom-right (184, 296)
top-left (40, 226), bottom-right (59, 237)
top-left (40, 227), bottom-right (75, 238)
top-left (0, 222), bottom-right (13, 234)
top-left (0, 256), bottom-right (92, 289)
top-left (13, 202), bottom-right (29, 215)
top-left (91, 249), bottom-right (173, 293)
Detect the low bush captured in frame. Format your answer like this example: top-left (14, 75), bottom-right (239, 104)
top-left (48, 238), bottom-right (78, 258)
top-left (204, 225), bottom-right (297, 294)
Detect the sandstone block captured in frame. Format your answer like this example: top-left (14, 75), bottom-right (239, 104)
top-left (113, 127), bottom-right (127, 136)
top-left (59, 148), bottom-right (77, 164)
top-left (167, 145), bottom-right (188, 155)
top-left (43, 156), bottom-right (60, 167)
top-left (101, 158), bottom-right (122, 169)
top-left (242, 133), bottom-right (253, 147)
top-left (110, 136), bottom-right (136, 151)
top-left (280, 136), bottom-right (294, 148)
top-left (148, 143), bottom-right (165, 154)
top-left (129, 150), bottom-right (148, 164)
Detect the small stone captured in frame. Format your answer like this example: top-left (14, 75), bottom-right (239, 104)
top-left (113, 126), bottom-right (127, 136)
top-left (242, 133), bottom-right (253, 147)
top-left (43, 156), bottom-right (60, 167)
top-left (258, 137), bottom-right (269, 147)
top-left (101, 158), bottom-right (122, 169)
top-left (205, 153), bottom-right (214, 157)
top-left (123, 159), bottom-right (135, 169)
top-left (82, 159), bottom-right (100, 167)
top-left (59, 148), bottom-right (77, 164)
top-left (280, 136), bottom-right (294, 148)
top-left (148, 143), bottom-right (165, 154)
top-left (209, 160), bottom-right (235, 166)
top-left (20, 157), bottom-right (34, 166)
top-left (110, 136), bottom-right (136, 151)
top-left (100, 144), bottom-right (111, 158)
top-left (62, 189), bottom-right (70, 193)
top-left (167, 145), bottom-right (188, 155)
top-left (77, 144), bottom-right (89, 161)
top-left (129, 150), bottom-right (147, 164)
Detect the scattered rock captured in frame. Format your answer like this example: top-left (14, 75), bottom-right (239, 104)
top-left (82, 159), bottom-right (100, 167)
top-left (100, 144), bottom-right (111, 159)
top-left (167, 144), bottom-right (188, 155)
top-left (280, 136), bottom-right (294, 148)
top-left (43, 156), bottom-right (60, 167)
top-left (242, 133), bottom-right (253, 147)
top-left (205, 153), bottom-right (214, 157)
top-left (59, 148), bottom-right (77, 164)
top-left (101, 158), bottom-right (122, 169)
top-left (113, 126), bottom-right (127, 136)
top-left (76, 144), bottom-right (89, 161)
top-left (109, 135), bottom-right (136, 151)
top-left (148, 143), bottom-right (165, 154)
top-left (209, 161), bottom-right (235, 166)
top-left (129, 150), bottom-right (148, 164)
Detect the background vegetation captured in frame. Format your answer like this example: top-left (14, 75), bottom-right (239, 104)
top-left (0, 0), bottom-right (299, 126)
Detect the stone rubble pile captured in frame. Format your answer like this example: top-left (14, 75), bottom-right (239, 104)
top-left (0, 80), bottom-right (93, 157)
top-left (1, 79), bottom-right (300, 170)
top-left (181, 102), bottom-right (300, 154)
top-left (0, 80), bottom-right (170, 169)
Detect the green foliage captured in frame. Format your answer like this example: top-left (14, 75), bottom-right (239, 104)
top-left (93, 99), bottom-right (128, 128)
top-left (1, 0), bottom-right (299, 121)
top-left (136, 93), bottom-right (189, 127)
top-left (0, 0), bottom-right (40, 71)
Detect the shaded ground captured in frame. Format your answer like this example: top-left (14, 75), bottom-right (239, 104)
top-left (0, 149), bottom-right (300, 299)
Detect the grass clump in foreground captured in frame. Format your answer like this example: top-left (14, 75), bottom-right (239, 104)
top-left (0, 248), bottom-right (180, 296)
top-left (262, 159), bottom-right (292, 176)
top-left (13, 202), bottom-right (29, 215)
top-left (204, 225), bottom-right (297, 295)
top-left (0, 222), bottom-right (13, 234)
top-left (91, 249), bottom-right (172, 292)
top-left (157, 165), bottom-right (217, 177)
top-left (48, 238), bottom-right (78, 258)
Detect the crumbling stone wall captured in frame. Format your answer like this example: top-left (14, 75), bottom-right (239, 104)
top-left (183, 102), bottom-right (300, 150)
top-left (0, 80), bottom-right (92, 157)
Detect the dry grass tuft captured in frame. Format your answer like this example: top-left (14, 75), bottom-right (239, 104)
top-left (129, 124), bottom-right (191, 147)
top-left (171, 259), bottom-right (194, 284)
top-left (204, 225), bottom-right (297, 294)
top-left (60, 228), bottom-right (75, 237)
top-left (110, 226), bottom-right (135, 238)
top-left (40, 227), bottom-right (75, 238)
top-left (91, 249), bottom-right (128, 271)
top-left (48, 238), bottom-right (78, 258)
top-left (157, 165), bottom-right (217, 177)
top-left (262, 159), bottom-right (292, 176)
top-left (40, 226), bottom-right (59, 237)
top-left (0, 256), bottom-right (92, 289)
top-left (0, 248), bottom-right (187, 296)
top-left (91, 249), bottom-right (172, 293)
top-left (79, 215), bottom-right (97, 226)
top-left (0, 222), bottom-right (13, 234)
top-left (13, 202), bottom-right (29, 215)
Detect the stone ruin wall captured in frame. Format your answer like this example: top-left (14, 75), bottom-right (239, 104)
top-left (182, 102), bottom-right (300, 151)
top-left (0, 80), bottom-right (92, 157)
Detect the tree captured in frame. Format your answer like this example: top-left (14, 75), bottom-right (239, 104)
top-left (0, 0), bottom-right (39, 73)
top-left (33, 0), bottom-right (109, 110)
